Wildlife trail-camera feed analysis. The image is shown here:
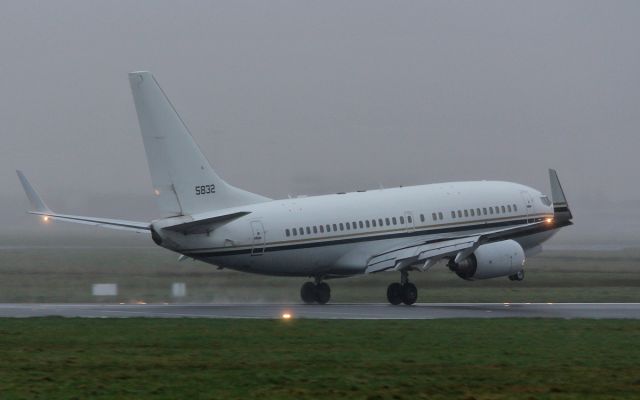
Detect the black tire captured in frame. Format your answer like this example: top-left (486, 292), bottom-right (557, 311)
top-left (387, 283), bottom-right (403, 305)
top-left (509, 270), bottom-right (525, 281)
top-left (401, 282), bottom-right (418, 305)
top-left (301, 282), bottom-right (316, 304)
top-left (315, 282), bottom-right (331, 305)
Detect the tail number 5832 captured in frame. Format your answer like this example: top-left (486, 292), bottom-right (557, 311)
top-left (195, 184), bottom-right (216, 195)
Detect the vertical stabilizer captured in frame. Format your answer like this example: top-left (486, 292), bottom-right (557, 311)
top-left (129, 71), bottom-right (269, 217)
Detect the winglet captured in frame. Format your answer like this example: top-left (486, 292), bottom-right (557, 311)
top-left (16, 170), bottom-right (52, 213)
top-left (548, 169), bottom-right (572, 221)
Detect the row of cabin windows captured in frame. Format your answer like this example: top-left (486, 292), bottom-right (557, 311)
top-left (283, 203), bottom-right (520, 238)
top-left (450, 204), bottom-right (517, 219)
top-left (285, 214), bottom-right (414, 237)
top-left (419, 212), bottom-right (444, 222)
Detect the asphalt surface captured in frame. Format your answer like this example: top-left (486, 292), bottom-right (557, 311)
top-left (0, 303), bottom-right (639, 319)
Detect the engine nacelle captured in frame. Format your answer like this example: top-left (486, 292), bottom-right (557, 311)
top-left (448, 240), bottom-right (526, 280)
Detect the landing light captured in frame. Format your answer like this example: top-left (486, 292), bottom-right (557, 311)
top-left (545, 217), bottom-right (554, 224)
top-left (281, 312), bottom-right (292, 320)
top-left (42, 216), bottom-right (50, 223)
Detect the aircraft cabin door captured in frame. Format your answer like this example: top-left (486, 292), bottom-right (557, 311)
top-left (404, 211), bottom-right (415, 232)
top-left (520, 191), bottom-right (534, 223)
top-left (250, 221), bottom-right (265, 256)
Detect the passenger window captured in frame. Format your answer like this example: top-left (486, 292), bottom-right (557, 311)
top-left (378, 218), bottom-right (384, 226)
top-left (483, 207), bottom-right (487, 215)
top-left (346, 222), bottom-right (351, 230)
top-left (432, 213), bottom-right (437, 221)
top-left (285, 229), bottom-right (290, 237)
top-left (464, 210), bottom-right (468, 217)
top-left (292, 228), bottom-right (297, 236)
top-left (326, 225), bottom-right (331, 232)
top-left (420, 214), bottom-right (425, 222)
top-left (353, 221), bottom-right (357, 229)
top-left (494, 206), bottom-right (500, 214)
top-left (365, 220), bottom-right (370, 228)
top-left (507, 205), bottom-right (512, 212)
top-left (299, 227), bottom-right (304, 235)
top-left (392, 217), bottom-right (397, 225)
top-left (408, 215), bottom-right (412, 223)
top-left (385, 218), bottom-right (390, 226)
top-left (501, 205), bottom-right (506, 213)
top-left (339, 223), bottom-right (344, 231)
top-left (489, 208), bottom-right (493, 215)
top-left (359, 221), bottom-right (364, 229)
top-left (470, 209), bottom-right (475, 217)
top-left (457, 210), bottom-right (462, 218)
top-left (513, 204), bottom-right (518, 212)
top-left (438, 212), bottom-right (443, 220)
top-left (399, 216), bottom-right (405, 224)
top-left (333, 224), bottom-right (338, 231)
top-left (451, 211), bottom-right (456, 218)
top-left (372, 220), bottom-right (377, 227)
top-left (313, 226), bottom-right (318, 234)
top-left (306, 227), bottom-right (311, 234)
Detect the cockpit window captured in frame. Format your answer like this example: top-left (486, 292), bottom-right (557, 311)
top-left (540, 196), bottom-right (552, 206)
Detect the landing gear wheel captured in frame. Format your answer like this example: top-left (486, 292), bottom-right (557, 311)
top-left (401, 282), bottom-right (418, 305)
top-left (509, 270), bottom-right (525, 281)
top-left (300, 282), bottom-right (316, 304)
top-left (387, 283), bottom-right (403, 305)
top-left (315, 282), bottom-right (331, 304)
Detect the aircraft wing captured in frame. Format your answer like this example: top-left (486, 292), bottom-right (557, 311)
top-left (365, 220), bottom-right (551, 274)
top-left (17, 171), bottom-right (150, 233)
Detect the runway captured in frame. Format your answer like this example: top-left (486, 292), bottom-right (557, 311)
top-left (0, 303), bottom-right (639, 319)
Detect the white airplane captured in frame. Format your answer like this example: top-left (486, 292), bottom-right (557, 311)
top-left (18, 71), bottom-right (573, 305)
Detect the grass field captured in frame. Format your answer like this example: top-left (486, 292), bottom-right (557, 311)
top-left (0, 318), bottom-right (638, 399)
top-left (1, 232), bottom-right (639, 303)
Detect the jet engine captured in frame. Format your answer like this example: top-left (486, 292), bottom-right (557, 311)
top-left (448, 240), bottom-right (525, 280)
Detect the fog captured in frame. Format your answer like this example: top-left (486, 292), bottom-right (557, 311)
top-left (2, 1), bottom-right (639, 245)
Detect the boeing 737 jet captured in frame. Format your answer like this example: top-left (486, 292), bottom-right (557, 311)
top-left (17, 71), bottom-right (573, 305)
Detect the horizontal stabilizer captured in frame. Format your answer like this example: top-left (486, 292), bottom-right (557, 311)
top-left (16, 171), bottom-right (150, 233)
top-left (162, 211), bottom-right (251, 234)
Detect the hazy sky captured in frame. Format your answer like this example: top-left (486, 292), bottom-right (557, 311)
top-left (2, 1), bottom-right (639, 242)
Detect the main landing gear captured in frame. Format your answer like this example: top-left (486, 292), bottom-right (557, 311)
top-left (387, 270), bottom-right (418, 305)
top-left (300, 279), bottom-right (331, 305)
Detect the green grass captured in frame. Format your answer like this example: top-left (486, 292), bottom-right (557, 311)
top-left (0, 318), bottom-right (639, 399)
top-left (1, 243), bottom-right (640, 303)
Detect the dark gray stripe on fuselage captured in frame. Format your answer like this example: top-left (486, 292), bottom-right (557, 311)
top-left (183, 217), bottom-right (551, 258)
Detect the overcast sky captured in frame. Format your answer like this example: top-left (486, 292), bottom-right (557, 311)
top-left (2, 1), bottom-right (639, 243)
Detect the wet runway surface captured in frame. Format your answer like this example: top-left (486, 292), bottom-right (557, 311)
top-left (1, 303), bottom-right (639, 319)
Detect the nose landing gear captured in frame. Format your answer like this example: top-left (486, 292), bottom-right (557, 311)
top-left (508, 269), bottom-right (525, 281)
top-left (387, 270), bottom-right (418, 305)
top-left (300, 279), bottom-right (331, 304)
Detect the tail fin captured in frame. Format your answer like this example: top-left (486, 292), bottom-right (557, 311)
top-left (128, 71), bottom-right (269, 217)
top-left (548, 169), bottom-right (573, 222)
